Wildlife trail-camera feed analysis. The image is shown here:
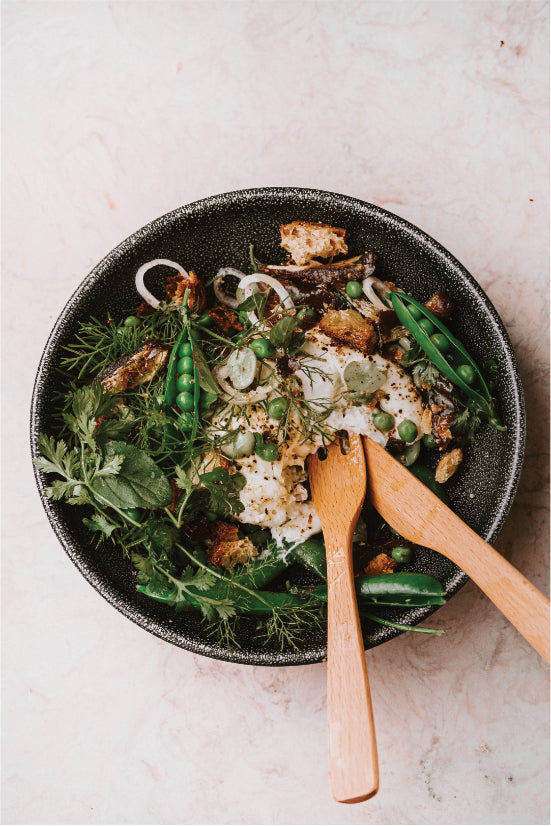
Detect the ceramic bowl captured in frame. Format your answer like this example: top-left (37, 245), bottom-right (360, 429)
top-left (30, 187), bottom-right (525, 665)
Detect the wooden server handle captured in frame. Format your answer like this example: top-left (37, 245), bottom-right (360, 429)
top-left (325, 527), bottom-right (379, 803)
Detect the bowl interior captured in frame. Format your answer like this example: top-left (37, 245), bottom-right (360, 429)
top-left (31, 187), bottom-right (525, 665)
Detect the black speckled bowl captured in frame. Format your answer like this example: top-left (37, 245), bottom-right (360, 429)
top-left (30, 188), bottom-right (525, 665)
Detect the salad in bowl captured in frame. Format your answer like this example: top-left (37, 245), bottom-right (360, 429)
top-left (34, 217), bottom-right (507, 653)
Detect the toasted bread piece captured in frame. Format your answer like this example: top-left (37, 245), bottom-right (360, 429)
top-left (207, 522), bottom-right (258, 569)
top-left (318, 309), bottom-right (378, 354)
top-left (166, 269), bottom-right (206, 313)
top-left (280, 221), bottom-right (348, 266)
top-left (435, 448), bottom-right (463, 483)
top-left (364, 553), bottom-right (396, 576)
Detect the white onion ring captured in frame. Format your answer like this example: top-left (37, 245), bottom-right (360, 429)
top-left (236, 273), bottom-right (295, 324)
top-left (362, 276), bottom-right (394, 309)
top-left (135, 259), bottom-right (189, 309)
top-left (213, 267), bottom-right (247, 309)
top-left (213, 366), bottom-right (272, 403)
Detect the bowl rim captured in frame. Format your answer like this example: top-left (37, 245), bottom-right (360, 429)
top-left (30, 186), bottom-right (526, 665)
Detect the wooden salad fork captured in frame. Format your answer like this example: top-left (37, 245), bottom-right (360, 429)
top-left (362, 436), bottom-right (550, 663)
top-left (307, 433), bottom-right (379, 804)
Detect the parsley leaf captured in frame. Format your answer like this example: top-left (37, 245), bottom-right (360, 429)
top-left (452, 405), bottom-right (482, 444)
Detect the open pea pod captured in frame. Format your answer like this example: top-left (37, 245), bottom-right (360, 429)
top-left (390, 291), bottom-right (503, 427)
top-left (164, 326), bottom-right (190, 409)
top-left (162, 325), bottom-right (203, 461)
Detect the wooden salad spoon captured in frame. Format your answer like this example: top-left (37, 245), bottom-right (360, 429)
top-left (307, 433), bottom-right (379, 804)
top-left (362, 436), bottom-right (550, 662)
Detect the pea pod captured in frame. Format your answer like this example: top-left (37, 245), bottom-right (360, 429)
top-left (408, 464), bottom-right (451, 507)
top-left (312, 572), bottom-right (445, 607)
top-left (292, 538), bottom-right (327, 580)
top-left (390, 292), bottom-right (503, 428)
top-left (164, 326), bottom-right (191, 408)
top-left (229, 544), bottom-right (290, 589)
top-left (137, 582), bottom-right (307, 615)
top-left (163, 320), bottom-right (202, 456)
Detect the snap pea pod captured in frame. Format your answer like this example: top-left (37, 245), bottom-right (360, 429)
top-left (163, 317), bottom-right (202, 458)
top-left (408, 465), bottom-right (451, 507)
top-left (228, 544), bottom-right (290, 589)
top-left (291, 538), bottom-right (327, 579)
top-left (312, 573), bottom-right (446, 607)
top-left (137, 582), bottom-right (308, 615)
top-left (390, 291), bottom-right (503, 427)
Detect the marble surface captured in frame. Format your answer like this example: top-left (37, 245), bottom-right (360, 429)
top-left (2, 1), bottom-right (549, 823)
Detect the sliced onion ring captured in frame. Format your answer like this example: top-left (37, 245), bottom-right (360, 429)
top-left (213, 267), bottom-right (247, 309)
top-left (362, 276), bottom-right (394, 310)
top-left (135, 259), bottom-right (189, 309)
top-left (236, 273), bottom-right (295, 324)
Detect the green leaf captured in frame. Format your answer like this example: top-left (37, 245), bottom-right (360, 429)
top-left (83, 513), bottom-right (118, 538)
top-left (144, 519), bottom-right (179, 558)
top-left (452, 405), bottom-right (482, 444)
top-left (90, 441), bottom-right (172, 508)
top-left (238, 292), bottom-right (268, 316)
top-left (192, 344), bottom-right (219, 395)
top-left (132, 552), bottom-right (155, 578)
top-left (174, 463), bottom-right (196, 494)
top-left (269, 316), bottom-right (299, 350)
top-left (199, 467), bottom-right (246, 517)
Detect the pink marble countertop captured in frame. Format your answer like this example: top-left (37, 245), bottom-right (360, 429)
top-left (3, 1), bottom-right (549, 823)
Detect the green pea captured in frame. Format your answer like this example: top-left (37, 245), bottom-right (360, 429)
top-left (178, 411), bottom-right (194, 432)
top-left (422, 433), bottom-right (438, 449)
top-left (268, 397), bottom-right (289, 420)
top-left (430, 333), bottom-right (450, 353)
top-left (177, 373), bottom-right (195, 392)
top-left (179, 341), bottom-right (192, 358)
top-left (177, 356), bottom-right (194, 374)
top-left (123, 315), bottom-right (141, 327)
top-left (397, 419), bottom-right (418, 442)
top-left (249, 338), bottom-right (275, 359)
top-left (259, 443), bottom-right (279, 462)
top-left (372, 411), bottom-right (394, 431)
top-left (346, 281), bottom-right (363, 298)
top-left (457, 364), bottom-right (476, 384)
top-left (392, 546), bottom-right (412, 564)
top-left (122, 507), bottom-right (143, 522)
top-left (408, 304), bottom-right (423, 320)
top-left (418, 317), bottom-right (435, 335)
top-left (196, 312), bottom-right (212, 327)
top-left (297, 308), bottom-right (316, 322)
top-left (176, 391), bottom-right (194, 412)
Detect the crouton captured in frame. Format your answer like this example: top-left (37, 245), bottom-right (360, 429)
top-left (421, 407), bottom-right (433, 435)
top-left (207, 304), bottom-right (243, 334)
top-left (166, 269), bottom-right (206, 313)
top-left (207, 522), bottom-right (258, 569)
top-left (319, 309), bottom-right (378, 354)
top-left (364, 553), bottom-right (397, 576)
top-left (435, 448), bottom-right (463, 483)
top-left (280, 221), bottom-right (348, 266)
